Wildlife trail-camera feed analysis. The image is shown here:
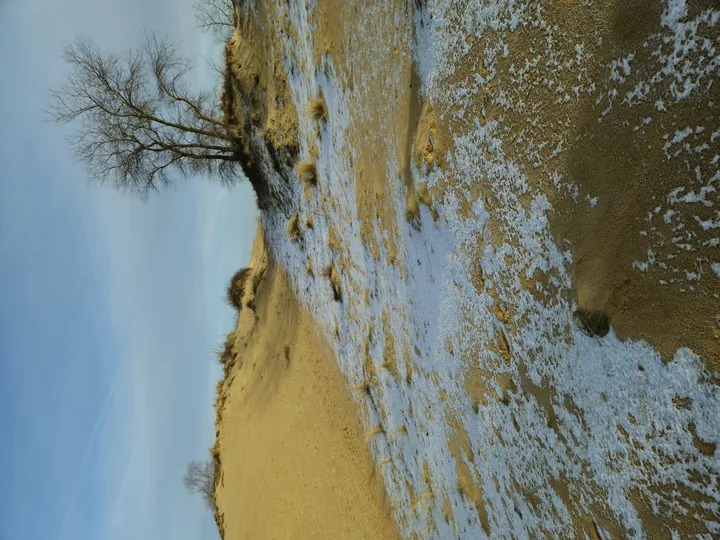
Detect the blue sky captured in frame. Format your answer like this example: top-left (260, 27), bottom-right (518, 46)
top-left (0, 1), bottom-right (258, 539)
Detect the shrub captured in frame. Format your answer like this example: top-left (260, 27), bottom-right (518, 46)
top-left (322, 263), bottom-right (342, 302)
top-left (218, 329), bottom-right (236, 366)
top-left (306, 94), bottom-right (328, 122)
top-left (417, 183), bottom-right (432, 207)
top-left (418, 183), bottom-right (439, 221)
top-left (297, 160), bottom-right (317, 187)
top-left (226, 267), bottom-right (251, 310)
top-left (286, 212), bottom-right (302, 243)
top-left (183, 459), bottom-right (216, 510)
top-left (405, 186), bottom-right (420, 227)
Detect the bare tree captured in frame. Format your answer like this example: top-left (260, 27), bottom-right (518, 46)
top-left (194, 0), bottom-right (235, 42)
top-left (184, 460), bottom-right (216, 510)
top-left (48, 33), bottom-right (243, 197)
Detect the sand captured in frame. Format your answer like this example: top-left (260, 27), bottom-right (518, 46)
top-left (213, 226), bottom-right (398, 540)
top-left (210, 0), bottom-right (720, 537)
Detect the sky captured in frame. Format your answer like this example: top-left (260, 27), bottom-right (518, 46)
top-left (0, 1), bottom-right (258, 539)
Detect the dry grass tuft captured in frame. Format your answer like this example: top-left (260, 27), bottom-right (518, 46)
top-left (356, 380), bottom-right (373, 397)
top-left (297, 160), bottom-right (318, 187)
top-left (305, 214), bottom-right (314, 229)
top-left (405, 186), bottom-right (421, 227)
top-left (328, 226), bottom-right (341, 253)
top-left (366, 424), bottom-right (385, 442)
top-left (417, 183), bottom-right (439, 221)
top-left (412, 492), bottom-right (434, 510)
top-left (322, 263), bottom-right (342, 302)
top-left (418, 183), bottom-right (433, 207)
top-left (306, 94), bottom-right (328, 122)
top-left (391, 424), bottom-right (408, 438)
top-left (286, 212), bottom-right (302, 243)
top-left (217, 329), bottom-right (238, 374)
top-left (306, 257), bottom-right (314, 277)
top-left (457, 478), bottom-right (468, 497)
top-left (382, 356), bottom-right (401, 381)
top-left (226, 267), bottom-right (251, 310)
top-left (364, 335), bottom-right (377, 380)
top-left (250, 267), bottom-right (264, 296)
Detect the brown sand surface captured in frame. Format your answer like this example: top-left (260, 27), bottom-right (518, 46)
top-left (211, 0), bottom-right (719, 536)
top-left (213, 227), bottom-right (398, 540)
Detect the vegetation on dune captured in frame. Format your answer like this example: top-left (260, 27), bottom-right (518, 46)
top-left (286, 212), bottom-right (302, 243)
top-left (48, 0), bottom-right (290, 213)
top-left (184, 459), bottom-right (217, 511)
top-left (322, 263), bottom-right (342, 302)
top-left (417, 182), bottom-right (439, 221)
top-left (194, 0), bottom-right (235, 43)
top-left (217, 329), bottom-right (237, 368)
top-left (226, 267), bottom-right (251, 310)
top-left (306, 94), bottom-right (328, 122)
top-left (48, 33), bottom-right (247, 197)
top-left (297, 160), bottom-right (318, 187)
top-left (405, 186), bottom-right (421, 227)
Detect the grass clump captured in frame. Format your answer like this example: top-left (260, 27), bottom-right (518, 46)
top-left (391, 424), bottom-right (408, 439)
top-left (286, 212), bottom-right (302, 243)
top-left (305, 214), bottom-right (314, 229)
top-left (306, 93), bottom-right (328, 122)
top-left (457, 478), bottom-right (468, 498)
top-left (226, 268), bottom-right (251, 310)
top-left (418, 183), bottom-right (432, 207)
top-left (418, 183), bottom-right (439, 221)
top-left (322, 263), bottom-right (342, 302)
top-left (382, 356), bottom-right (401, 381)
top-left (297, 160), bottom-right (317, 187)
top-left (356, 380), bottom-right (373, 397)
top-left (405, 186), bottom-right (421, 228)
top-left (215, 329), bottom-right (239, 378)
top-left (366, 424), bottom-right (385, 442)
top-left (412, 492), bottom-right (434, 510)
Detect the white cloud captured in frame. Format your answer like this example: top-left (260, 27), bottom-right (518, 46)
top-left (0, 0), bottom-right (253, 538)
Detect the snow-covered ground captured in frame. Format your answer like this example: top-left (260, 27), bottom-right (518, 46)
top-left (257, 1), bottom-right (719, 537)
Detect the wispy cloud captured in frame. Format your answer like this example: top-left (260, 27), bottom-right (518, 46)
top-left (0, 1), bottom-right (257, 539)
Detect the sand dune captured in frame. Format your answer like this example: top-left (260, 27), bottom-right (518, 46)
top-left (214, 227), bottom-right (398, 540)
top-left (211, 0), bottom-right (720, 537)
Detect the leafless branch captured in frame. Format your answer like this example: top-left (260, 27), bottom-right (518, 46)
top-left (48, 33), bottom-right (243, 197)
top-left (183, 460), bottom-right (216, 510)
top-left (194, 0), bottom-right (234, 43)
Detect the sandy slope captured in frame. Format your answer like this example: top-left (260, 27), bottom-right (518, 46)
top-left (212, 0), bottom-right (719, 537)
top-left (214, 226), bottom-right (398, 540)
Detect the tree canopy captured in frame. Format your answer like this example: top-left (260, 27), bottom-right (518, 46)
top-left (194, 0), bottom-right (235, 43)
top-left (48, 33), bottom-right (240, 197)
top-left (183, 459), bottom-right (216, 510)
